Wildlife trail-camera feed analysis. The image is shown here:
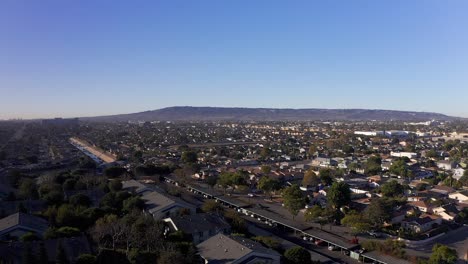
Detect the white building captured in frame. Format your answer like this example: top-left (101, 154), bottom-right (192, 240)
top-left (391, 151), bottom-right (418, 159)
top-left (354, 131), bottom-right (384, 137)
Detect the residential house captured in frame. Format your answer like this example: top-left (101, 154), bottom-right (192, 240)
top-left (433, 204), bottom-right (459, 221)
top-left (388, 210), bottom-right (406, 225)
top-left (311, 156), bottom-right (337, 168)
top-left (142, 190), bottom-right (196, 219)
top-left (436, 160), bottom-right (456, 171)
top-left (407, 196), bottom-right (427, 202)
top-left (402, 215), bottom-right (442, 233)
top-left (164, 213), bottom-right (231, 244)
top-left (408, 201), bottom-right (432, 213)
top-left (0, 213), bottom-right (48, 240)
top-left (413, 170), bottom-right (434, 180)
top-left (449, 191), bottom-right (468, 203)
top-left (452, 168), bottom-right (465, 181)
top-left (122, 179), bottom-right (152, 195)
top-left (197, 234), bottom-right (281, 264)
top-left (391, 152), bottom-right (418, 159)
top-left (367, 175), bottom-right (381, 188)
top-left (430, 185), bottom-right (455, 196)
top-left (381, 162), bottom-right (392, 171)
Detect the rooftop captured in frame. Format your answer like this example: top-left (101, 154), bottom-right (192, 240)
top-left (166, 213), bottom-right (230, 234)
top-left (197, 234), bottom-right (279, 263)
top-left (0, 213), bottom-right (49, 235)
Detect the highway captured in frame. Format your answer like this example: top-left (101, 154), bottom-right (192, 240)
top-left (69, 137), bottom-right (116, 164)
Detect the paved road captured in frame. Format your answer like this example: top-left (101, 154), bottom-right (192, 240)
top-left (407, 226), bottom-right (468, 261)
top-left (70, 137), bottom-right (116, 163)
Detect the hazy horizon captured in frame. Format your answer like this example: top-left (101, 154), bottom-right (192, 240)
top-left (1, 1), bottom-right (467, 119)
top-left (0, 105), bottom-right (465, 121)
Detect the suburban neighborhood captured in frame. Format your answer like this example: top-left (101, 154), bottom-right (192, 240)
top-left (0, 118), bottom-right (467, 263)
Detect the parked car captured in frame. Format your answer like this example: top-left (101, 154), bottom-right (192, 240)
top-left (367, 231), bottom-right (382, 238)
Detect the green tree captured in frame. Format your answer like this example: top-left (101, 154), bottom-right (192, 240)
top-left (282, 184), bottom-right (306, 219)
top-left (257, 176), bottom-right (281, 199)
top-left (389, 159), bottom-right (409, 177)
top-left (302, 170), bottom-right (319, 187)
top-left (206, 175), bottom-right (218, 188)
top-left (308, 145), bottom-right (317, 157)
top-left (260, 147), bottom-right (272, 160)
top-left (75, 254), bottom-right (97, 264)
top-left (341, 211), bottom-right (372, 237)
top-left (380, 180), bottom-right (404, 197)
top-left (181, 151), bottom-right (198, 163)
top-left (69, 194), bottom-right (92, 207)
top-left (343, 145), bottom-right (354, 154)
top-left (108, 180), bottom-right (123, 192)
top-left (429, 244), bottom-right (458, 264)
top-left (327, 182), bottom-right (351, 209)
top-left (364, 198), bottom-right (393, 227)
top-left (318, 168), bottom-right (333, 186)
top-left (18, 178), bottom-right (38, 200)
top-left (426, 149), bottom-right (437, 158)
top-left (304, 205), bottom-right (331, 229)
top-left (253, 236), bottom-right (281, 251)
top-left (459, 174), bottom-right (468, 187)
top-left (365, 156), bottom-right (382, 175)
top-left (55, 204), bottom-right (89, 229)
top-left (224, 210), bottom-right (247, 234)
top-left (284, 246), bottom-right (312, 264)
top-left (201, 200), bottom-right (224, 215)
top-left (55, 226), bottom-right (81, 238)
top-left (217, 172), bottom-right (247, 193)
top-left (217, 172), bottom-right (233, 192)
top-left (43, 191), bottom-right (64, 206)
top-left (62, 179), bottom-right (76, 191)
top-left (123, 196), bottom-right (145, 213)
top-left (104, 167), bottom-right (127, 178)
top-left (20, 232), bottom-right (40, 242)
top-left (261, 165), bottom-right (272, 174)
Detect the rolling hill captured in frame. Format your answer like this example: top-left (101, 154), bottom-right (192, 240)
top-left (82, 106), bottom-right (458, 122)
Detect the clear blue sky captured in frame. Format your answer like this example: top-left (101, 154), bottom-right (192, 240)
top-left (1, 0), bottom-right (467, 119)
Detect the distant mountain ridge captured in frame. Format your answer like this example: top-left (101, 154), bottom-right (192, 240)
top-left (82, 106), bottom-right (458, 122)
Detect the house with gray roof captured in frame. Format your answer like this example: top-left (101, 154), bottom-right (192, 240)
top-left (122, 180), bottom-right (196, 219)
top-left (0, 212), bottom-right (49, 240)
top-left (141, 189), bottom-right (196, 219)
top-left (122, 179), bottom-right (153, 195)
top-left (164, 213), bottom-right (231, 244)
top-left (197, 234), bottom-right (281, 264)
